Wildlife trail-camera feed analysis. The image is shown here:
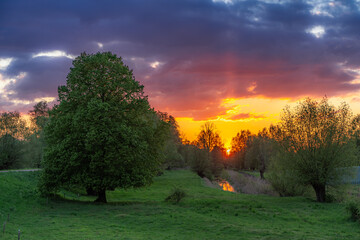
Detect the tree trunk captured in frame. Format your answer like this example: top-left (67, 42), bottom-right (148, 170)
top-left (94, 189), bottom-right (107, 203)
top-left (259, 155), bottom-right (265, 180)
top-left (259, 169), bottom-right (265, 180)
top-left (312, 184), bottom-right (326, 202)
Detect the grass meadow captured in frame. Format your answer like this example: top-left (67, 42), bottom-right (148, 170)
top-left (0, 170), bottom-right (359, 239)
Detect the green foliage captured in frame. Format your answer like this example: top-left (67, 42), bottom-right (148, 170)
top-left (275, 97), bottom-right (357, 202)
top-left (0, 112), bottom-right (29, 169)
top-left (40, 52), bottom-right (168, 202)
top-left (23, 133), bottom-right (44, 168)
top-left (0, 111), bottom-right (29, 139)
top-left (189, 146), bottom-right (213, 179)
top-left (244, 129), bottom-right (274, 179)
top-left (190, 122), bottom-right (224, 179)
top-left (22, 101), bottom-right (50, 168)
top-left (184, 144), bottom-right (225, 180)
top-left (162, 141), bottom-right (185, 169)
top-left (230, 129), bottom-right (252, 169)
top-left (267, 152), bottom-right (307, 197)
top-left (346, 201), bottom-right (360, 222)
top-left (0, 134), bottom-right (22, 169)
top-left (165, 187), bottom-right (186, 203)
top-left (210, 146), bottom-right (224, 178)
top-left (157, 112), bottom-right (185, 169)
top-left (29, 101), bottom-right (50, 131)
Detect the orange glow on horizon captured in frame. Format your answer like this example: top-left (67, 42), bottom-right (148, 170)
top-left (176, 97), bottom-right (287, 148)
top-left (175, 96), bottom-right (360, 149)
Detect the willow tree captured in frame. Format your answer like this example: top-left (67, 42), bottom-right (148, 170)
top-left (40, 52), bottom-right (168, 203)
top-left (245, 128), bottom-right (273, 179)
top-left (277, 97), bottom-right (357, 202)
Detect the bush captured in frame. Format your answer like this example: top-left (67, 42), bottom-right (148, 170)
top-left (346, 201), bottom-right (360, 222)
top-left (0, 134), bottom-right (23, 170)
top-left (267, 153), bottom-right (307, 197)
top-left (165, 187), bottom-right (186, 204)
top-left (324, 184), bottom-right (350, 203)
top-left (190, 148), bottom-right (213, 179)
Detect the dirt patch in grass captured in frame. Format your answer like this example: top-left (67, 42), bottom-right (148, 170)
top-left (202, 177), bottom-right (222, 190)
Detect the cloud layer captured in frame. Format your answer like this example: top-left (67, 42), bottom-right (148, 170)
top-left (1, 0), bottom-right (360, 119)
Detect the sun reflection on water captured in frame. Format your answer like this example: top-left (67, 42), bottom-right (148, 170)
top-left (219, 181), bottom-right (235, 192)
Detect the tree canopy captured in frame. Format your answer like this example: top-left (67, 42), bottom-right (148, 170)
top-left (245, 128), bottom-right (273, 179)
top-left (40, 52), bottom-right (168, 202)
top-left (275, 97), bottom-right (357, 202)
top-left (0, 112), bottom-right (28, 169)
top-left (195, 122), bottom-right (223, 151)
top-left (230, 129), bottom-right (252, 169)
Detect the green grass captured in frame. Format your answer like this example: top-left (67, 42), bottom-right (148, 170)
top-left (0, 170), bottom-right (359, 239)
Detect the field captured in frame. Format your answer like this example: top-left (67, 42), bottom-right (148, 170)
top-left (0, 170), bottom-right (359, 239)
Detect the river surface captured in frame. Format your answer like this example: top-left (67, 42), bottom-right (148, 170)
top-left (218, 180), bottom-right (235, 192)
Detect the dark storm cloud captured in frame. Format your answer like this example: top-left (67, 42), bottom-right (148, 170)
top-left (1, 0), bottom-right (360, 119)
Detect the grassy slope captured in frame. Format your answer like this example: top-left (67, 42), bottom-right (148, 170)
top-left (0, 170), bottom-right (359, 240)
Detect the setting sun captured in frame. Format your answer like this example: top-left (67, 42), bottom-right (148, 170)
top-left (226, 149), bottom-right (231, 155)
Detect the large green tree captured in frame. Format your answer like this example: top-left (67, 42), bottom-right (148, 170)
top-left (276, 97), bottom-right (357, 202)
top-left (40, 52), bottom-right (168, 202)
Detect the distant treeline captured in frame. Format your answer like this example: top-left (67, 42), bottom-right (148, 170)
top-left (0, 101), bottom-right (49, 169)
top-left (1, 97), bottom-right (360, 202)
top-left (160, 97), bottom-right (360, 202)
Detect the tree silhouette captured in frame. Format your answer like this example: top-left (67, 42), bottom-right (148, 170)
top-left (195, 122), bottom-right (223, 151)
top-left (230, 130), bottom-right (252, 169)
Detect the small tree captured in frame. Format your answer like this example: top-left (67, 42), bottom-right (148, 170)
top-left (40, 52), bottom-right (168, 202)
top-left (210, 146), bottom-right (225, 178)
top-left (244, 128), bottom-right (273, 179)
top-left (230, 130), bottom-right (252, 169)
top-left (192, 122), bottom-right (224, 178)
top-left (190, 147), bottom-right (212, 179)
top-left (25, 101), bottom-right (50, 167)
top-left (157, 112), bottom-right (184, 169)
top-left (277, 97), bottom-right (357, 202)
top-left (0, 112), bottom-right (28, 169)
top-left (195, 122), bottom-right (223, 151)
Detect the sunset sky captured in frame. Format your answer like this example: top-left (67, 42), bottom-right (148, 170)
top-left (1, 0), bottom-right (360, 148)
